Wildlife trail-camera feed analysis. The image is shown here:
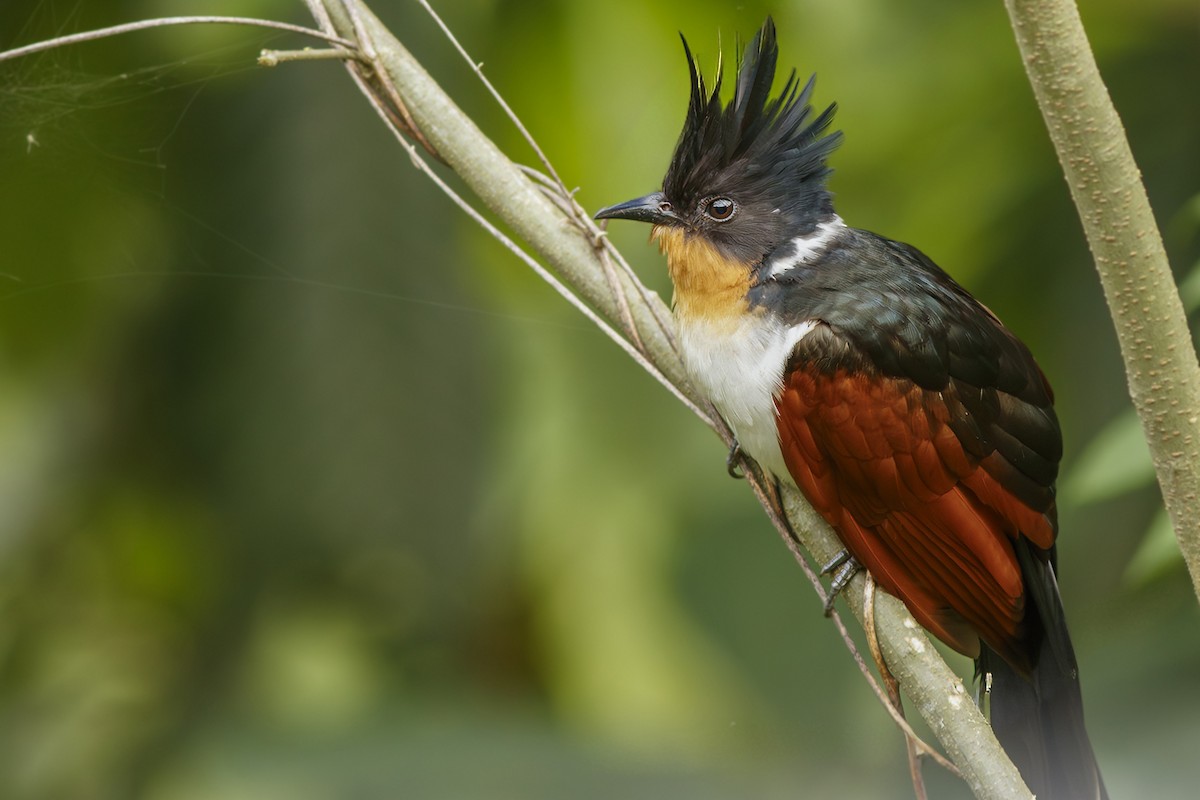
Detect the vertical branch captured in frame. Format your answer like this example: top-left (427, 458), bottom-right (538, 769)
top-left (1004, 0), bottom-right (1200, 598)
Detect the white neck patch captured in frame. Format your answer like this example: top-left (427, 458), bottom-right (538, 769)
top-left (766, 215), bottom-right (847, 278)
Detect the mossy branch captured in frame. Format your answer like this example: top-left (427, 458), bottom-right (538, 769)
top-left (1004, 0), bottom-right (1200, 600)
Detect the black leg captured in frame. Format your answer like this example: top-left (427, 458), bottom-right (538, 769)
top-left (726, 440), bottom-right (744, 479)
top-left (819, 550), bottom-right (853, 574)
top-left (820, 549), bottom-right (861, 616)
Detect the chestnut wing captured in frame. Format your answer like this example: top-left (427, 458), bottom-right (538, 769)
top-left (776, 322), bottom-right (1060, 670)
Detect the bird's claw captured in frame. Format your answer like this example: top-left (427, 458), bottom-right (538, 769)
top-left (820, 549), bottom-right (861, 616)
top-left (726, 440), bottom-right (745, 479)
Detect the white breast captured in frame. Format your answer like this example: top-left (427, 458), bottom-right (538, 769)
top-left (678, 315), bottom-right (817, 481)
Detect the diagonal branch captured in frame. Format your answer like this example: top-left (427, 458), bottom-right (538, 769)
top-left (1004, 0), bottom-right (1200, 600)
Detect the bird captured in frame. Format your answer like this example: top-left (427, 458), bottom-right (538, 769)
top-left (595, 17), bottom-right (1107, 800)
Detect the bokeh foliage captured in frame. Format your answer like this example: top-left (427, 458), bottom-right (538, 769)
top-left (0, 1), bottom-right (1198, 798)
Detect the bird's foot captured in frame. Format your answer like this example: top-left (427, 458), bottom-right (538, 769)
top-left (820, 549), bottom-right (861, 617)
top-left (726, 440), bottom-right (745, 479)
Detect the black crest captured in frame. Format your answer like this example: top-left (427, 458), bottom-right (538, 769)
top-left (663, 18), bottom-right (842, 225)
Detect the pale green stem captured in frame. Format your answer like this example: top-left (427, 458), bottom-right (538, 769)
top-left (1005, 0), bottom-right (1200, 600)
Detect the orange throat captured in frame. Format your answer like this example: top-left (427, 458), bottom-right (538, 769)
top-left (653, 226), bottom-right (753, 325)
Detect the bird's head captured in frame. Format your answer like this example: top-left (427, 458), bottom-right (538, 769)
top-left (596, 17), bottom-right (843, 270)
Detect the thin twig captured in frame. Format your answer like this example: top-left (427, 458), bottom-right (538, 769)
top-left (405, 143), bottom-right (713, 425)
top-left (416, 0), bottom-right (677, 354)
top-left (842, 574), bottom-right (958, 777)
top-left (417, 0), bottom-right (676, 355)
top-left (414, 0), bottom-right (568, 198)
top-left (258, 47), bottom-right (361, 67)
top-left (595, 233), bottom-right (647, 350)
top-left (519, 164), bottom-right (678, 350)
top-left (866, 575), bottom-right (932, 799)
top-left (338, 44), bottom-right (714, 427)
top-left (600, 235), bottom-right (680, 351)
top-left (734, 459), bottom-right (956, 778)
top-left (0, 16), bottom-right (354, 64)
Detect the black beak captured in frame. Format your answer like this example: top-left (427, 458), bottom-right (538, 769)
top-left (594, 192), bottom-right (678, 225)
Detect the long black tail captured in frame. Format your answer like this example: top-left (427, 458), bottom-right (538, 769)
top-left (980, 541), bottom-right (1108, 800)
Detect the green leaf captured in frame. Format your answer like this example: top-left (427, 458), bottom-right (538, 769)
top-left (1124, 510), bottom-right (1185, 587)
top-left (1062, 409), bottom-right (1155, 505)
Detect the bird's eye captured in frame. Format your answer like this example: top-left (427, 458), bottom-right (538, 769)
top-left (703, 196), bottom-right (737, 222)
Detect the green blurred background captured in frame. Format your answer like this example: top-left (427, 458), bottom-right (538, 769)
top-left (1, 1), bottom-right (1198, 798)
